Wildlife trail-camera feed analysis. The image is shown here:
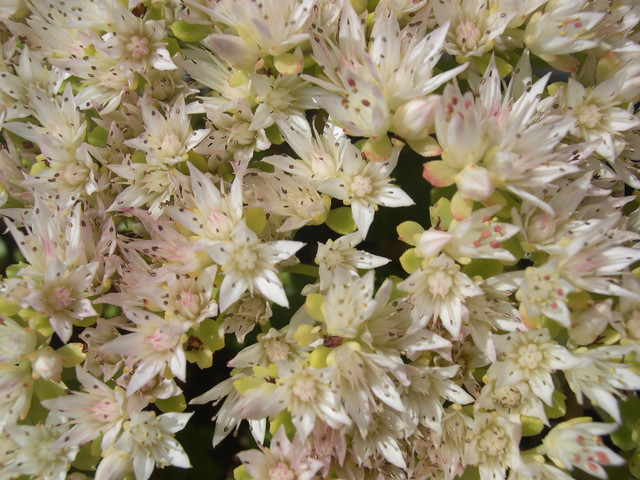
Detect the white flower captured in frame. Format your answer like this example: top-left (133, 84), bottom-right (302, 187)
top-left (195, 0), bottom-right (314, 70)
top-left (167, 163), bottom-right (244, 244)
top-left (237, 426), bottom-right (323, 480)
top-left (4, 420), bottom-right (78, 480)
top-left (244, 169), bottom-right (329, 233)
top-left (564, 346), bottom-right (640, 423)
top-left (228, 327), bottom-right (303, 369)
top-left (100, 5), bottom-right (177, 72)
top-left (515, 261), bottom-right (575, 327)
top-left (0, 316), bottom-right (37, 364)
top-left (95, 410), bottom-right (192, 480)
top-left (124, 95), bottom-right (209, 164)
top-left (508, 454), bottom-right (575, 480)
top-left (433, 0), bottom-right (517, 60)
top-left (489, 329), bottom-right (579, 405)
top-left (101, 308), bottom-right (189, 395)
top-left (315, 232), bottom-right (389, 291)
top-left (398, 253), bottom-right (482, 338)
top-left (318, 143), bottom-right (414, 238)
top-left (20, 259), bottom-right (98, 343)
top-left (417, 206), bottom-right (520, 263)
top-left (207, 220), bottom-right (304, 311)
top-left (0, 365), bottom-right (33, 429)
top-left (562, 75), bottom-right (639, 160)
top-left (465, 412), bottom-right (525, 480)
top-left (540, 418), bottom-right (625, 479)
top-left (268, 362), bottom-right (350, 440)
top-left (402, 364), bottom-right (474, 436)
top-left (42, 366), bottom-right (128, 449)
top-left (524, 0), bottom-right (605, 70)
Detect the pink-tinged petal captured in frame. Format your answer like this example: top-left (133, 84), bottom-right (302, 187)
top-left (293, 411), bottom-right (317, 441)
top-left (422, 160), bottom-right (457, 187)
top-left (162, 437), bottom-right (192, 468)
top-left (127, 361), bottom-right (163, 396)
top-left (351, 201), bottom-right (374, 238)
top-left (416, 230), bottom-right (453, 258)
top-left (376, 185), bottom-right (414, 208)
top-left (157, 412), bottom-right (194, 434)
top-left (151, 48), bottom-right (177, 70)
top-left (49, 315), bottom-right (73, 344)
top-left (318, 177), bottom-right (348, 200)
top-left (391, 97), bottom-right (440, 140)
top-left (529, 372), bottom-right (555, 405)
top-left (205, 33), bottom-right (260, 70)
top-left (237, 449), bottom-right (268, 479)
top-left (169, 348), bottom-right (186, 382)
top-left (133, 453), bottom-right (155, 480)
top-left (254, 270), bottom-right (288, 307)
top-left (218, 275), bottom-right (249, 312)
top-left (455, 164), bottom-right (494, 201)
top-left (377, 436), bottom-right (406, 469)
top-left (266, 241), bottom-right (304, 262)
top-left (95, 451), bottom-right (131, 480)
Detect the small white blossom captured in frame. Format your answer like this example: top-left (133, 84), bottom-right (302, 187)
top-left (541, 418), bottom-right (625, 479)
top-left (207, 220), bottom-right (304, 311)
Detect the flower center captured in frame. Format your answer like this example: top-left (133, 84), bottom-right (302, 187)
top-left (145, 330), bottom-right (173, 351)
top-left (233, 246), bottom-right (258, 271)
top-left (268, 462), bottom-right (295, 480)
top-left (266, 340), bottom-right (290, 362)
top-left (160, 132), bottom-right (184, 158)
top-left (576, 103), bottom-right (602, 129)
top-left (323, 248), bottom-right (345, 268)
top-left (90, 399), bottom-right (117, 421)
top-left (494, 385), bottom-right (523, 409)
top-left (476, 425), bottom-right (508, 457)
top-left (428, 270), bottom-right (453, 297)
top-left (350, 175), bottom-right (373, 198)
top-left (517, 343), bottom-right (543, 369)
top-left (291, 376), bottom-right (317, 403)
top-left (49, 286), bottom-right (75, 312)
top-left (127, 35), bottom-right (150, 58)
top-left (455, 20), bottom-right (481, 50)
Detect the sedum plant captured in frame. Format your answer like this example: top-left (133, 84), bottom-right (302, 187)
top-left (0, 0), bottom-right (639, 479)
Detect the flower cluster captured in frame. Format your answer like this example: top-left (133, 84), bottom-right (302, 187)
top-left (0, 1), bottom-right (639, 480)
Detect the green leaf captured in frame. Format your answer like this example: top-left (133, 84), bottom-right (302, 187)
top-left (34, 378), bottom-right (65, 401)
top-left (326, 207), bottom-right (357, 235)
top-left (245, 207), bottom-right (267, 235)
top-left (234, 465), bottom-right (251, 480)
top-left (304, 293), bottom-right (325, 322)
top-left (170, 21), bottom-right (211, 43)
top-left (400, 248), bottom-right (422, 274)
top-left (197, 318), bottom-right (225, 353)
top-left (273, 53), bottom-right (304, 75)
top-left (87, 125), bottom-right (108, 147)
top-left (155, 394), bottom-right (187, 413)
top-left (429, 197), bottom-right (453, 231)
top-left (462, 258), bottom-right (504, 278)
top-left (57, 343), bottom-right (86, 368)
top-left (521, 415), bottom-right (544, 436)
top-left (630, 450), bottom-right (640, 478)
top-left (544, 389), bottom-right (566, 419)
top-left (611, 397), bottom-right (640, 451)
top-left (397, 221), bottom-right (424, 246)
top-left (72, 442), bottom-right (100, 471)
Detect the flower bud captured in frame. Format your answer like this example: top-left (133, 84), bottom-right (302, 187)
top-left (391, 96), bottom-right (440, 141)
top-left (30, 347), bottom-right (64, 382)
top-left (455, 164), bottom-right (494, 201)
